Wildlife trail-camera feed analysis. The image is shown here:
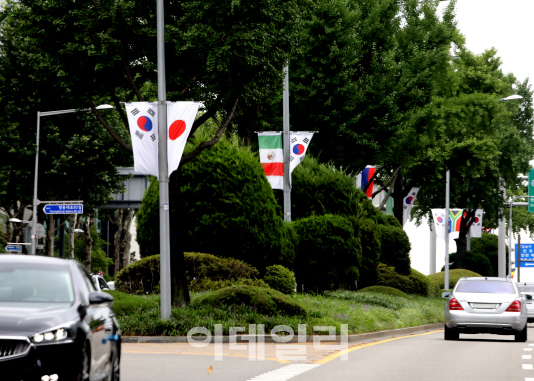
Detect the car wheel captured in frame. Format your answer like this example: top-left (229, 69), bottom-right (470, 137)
top-left (68, 341), bottom-right (90, 381)
top-left (111, 344), bottom-right (120, 381)
top-left (515, 325), bottom-right (528, 342)
top-left (444, 324), bottom-right (459, 340)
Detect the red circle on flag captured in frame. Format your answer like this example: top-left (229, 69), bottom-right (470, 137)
top-left (169, 120), bottom-right (186, 141)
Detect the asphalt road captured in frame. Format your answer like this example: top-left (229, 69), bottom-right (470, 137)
top-left (121, 325), bottom-right (534, 381)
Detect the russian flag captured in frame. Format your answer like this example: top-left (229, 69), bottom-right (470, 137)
top-left (356, 166), bottom-right (375, 198)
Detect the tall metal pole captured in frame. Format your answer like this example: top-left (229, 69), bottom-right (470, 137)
top-left (32, 112), bottom-right (41, 255)
top-left (498, 180), bottom-right (506, 278)
top-left (283, 66), bottom-right (291, 222)
top-left (509, 201), bottom-right (513, 279)
top-left (444, 170), bottom-right (450, 290)
top-left (157, 0), bottom-right (171, 320)
top-left (429, 225), bottom-right (436, 275)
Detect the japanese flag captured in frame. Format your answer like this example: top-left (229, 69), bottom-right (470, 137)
top-left (125, 102), bottom-right (159, 177)
top-left (167, 102), bottom-right (200, 178)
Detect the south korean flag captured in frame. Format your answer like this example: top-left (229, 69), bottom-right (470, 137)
top-left (431, 209), bottom-right (447, 240)
top-left (289, 132), bottom-right (314, 177)
top-left (125, 102), bottom-right (158, 177)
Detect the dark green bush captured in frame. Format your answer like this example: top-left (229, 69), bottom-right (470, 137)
top-left (263, 265), bottom-right (296, 295)
top-left (137, 135), bottom-right (290, 270)
top-left (192, 278), bottom-right (269, 292)
top-left (293, 214), bottom-right (361, 292)
top-left (428, 269), bottom-right (482, 289)
top-left (356, 218), bottom-right (381, 288)
top-left (357, 285), bottom-right (410, 299)
top-left (443, 251), bottom-right (494, 276)
top-left (470, 233), bottom-right (508, 276)
top-left (377, 264), bottom-right (439, 297)
top-left (104, 290), bottom-right (158, 316)
top-left (136, 178), bottom-right (159, 258)
top-left (115, 252), bottom-right (262, 294)
top-left (192, 285), bottom-right (306, 316)
top-left (378, 225), bottom-right (411, 275)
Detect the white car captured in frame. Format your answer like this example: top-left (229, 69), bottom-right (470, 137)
top-left (517, 283), bottom-right (534, 322)
top-left (92, 274), bottom-right (111, 291)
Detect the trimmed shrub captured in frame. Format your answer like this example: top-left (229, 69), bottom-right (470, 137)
top-left (357, 286), bottom-right (410, 299)
top-left (443, 251), bottom-right (494, 276)
top-left (104, 290), bottom-right (158, 316)
top-left (378, 225), bottom-right (411, 275)
top-left (264, 265), bottom-right (296, 295)
top-left (115, 252), bottom-right (262, 294)
top-left (136, 178), bottom-right (158, 258)
top-left (293, 214), bottom-right (361, 292)
top-left (192, 278), bottom-right (269, 292)
top-left (192, 285), bottom-right (307, 316)
top-left (137, 135), bottom-right (290, 270)
top-left (428, 269), bottom-right (482, 290)
top-left (356, 218), bottom-right (381, 288)
top-left (470, 233), bottom-right (508, 276)
top-left (377, 264), bottom-right (439, 297)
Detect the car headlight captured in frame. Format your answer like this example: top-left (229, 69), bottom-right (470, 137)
top-left (32, 327), bottom-right (70, 344)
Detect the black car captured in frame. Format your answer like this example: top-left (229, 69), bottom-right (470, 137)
top-left (0, 254), bottom-right (121, 381)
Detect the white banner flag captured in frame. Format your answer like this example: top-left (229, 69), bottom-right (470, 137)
top-left (167, 102), bottom-right (201, 178)
top-left (431, 209), bottom-right (447, 240)
top-left (469, 209), bottom-right (484, 238)
top-left (289, 132), bottom-right (314, 176)
top-left (402, 187), bottom-right (419, 226)
top-left (125, 102), bottom-right (159, 177)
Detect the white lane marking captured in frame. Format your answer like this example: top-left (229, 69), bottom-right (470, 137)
top-left (525, 348), bottom-right (533, 351)
top-left (247, 364), bottom-right (320, 381)
top-left (523, 364), bottom-right (533, 370)
top-left (523, 355), bottom-right (532, 360)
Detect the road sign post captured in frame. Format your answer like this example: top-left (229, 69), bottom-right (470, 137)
top-left (6, 245), bottom-right (22, 253)
top-left (44, 204), bottom-right (83, 214)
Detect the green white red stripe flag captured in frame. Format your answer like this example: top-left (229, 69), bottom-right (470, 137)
top-left (258, 132), bottom-right (283, 190)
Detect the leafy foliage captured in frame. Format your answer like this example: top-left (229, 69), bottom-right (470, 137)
top-left (378, 225), bottom-right (411, 275)
top-left (293, 214), bottom-right (361, 292)
top-left (192, 285), bottom-right (307, 316)
top-left (136, 178), bottom-right (159, 258)
top-left (444, 251), bottom-right (494, 277)
top-left (115, 252), bottom-right (262, 294)
top-left (377, 264), bottom-right (439, 297)
top-left (357, 219), bottom-right (381, 288)
top-left (263, 265), bottom-right (296, 295)
top-left (470, 233), bottom-right (508, 275)
top-left (427, 269), bottom-right (482, 290)
top-left (357, 286), bottom-right (410, 299)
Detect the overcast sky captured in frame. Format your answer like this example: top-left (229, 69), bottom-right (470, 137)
top-left (409, 0), bottom-right (534, 276)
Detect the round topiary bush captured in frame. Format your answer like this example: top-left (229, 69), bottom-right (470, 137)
top-left (263, 265), bottom-right (296, 295)
top-left (356, 218), bottom-right (381, 288)
top-left (443, 251), bottom-right (494, 276)
top-left (428, 269), bottom-right (482, 290)
top-left (377, 263), bottom-right (439, 297)
top-left (293, 214), bottom-right (361, 292)
top-left (115, 252), bottom-right (263, 294)
top-left (357, 285), bottom-right (410, 299)
top-left (192, 285), bottom-right (307, 316)
top-left (137, 134), bottom-right (291, 270)
top-left (378, 225), bottom-right (411, 275)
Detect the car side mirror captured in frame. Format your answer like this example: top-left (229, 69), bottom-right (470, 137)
top-left (89, 291), bottom-right (114, 305)
top-left (442, 291), bottom-right (450, 298)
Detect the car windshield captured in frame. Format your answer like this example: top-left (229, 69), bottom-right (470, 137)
top-left (456, 280), bottom-right (516, 294)
top-left (0, 264), bottom-right (74, 303)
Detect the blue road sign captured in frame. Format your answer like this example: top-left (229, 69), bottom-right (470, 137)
top-left (515, 243), bottom-right (534, 267)
top-left (44, 204), bottom-right (83, 214)
top-left (6, 245), bottom-right (22, 252)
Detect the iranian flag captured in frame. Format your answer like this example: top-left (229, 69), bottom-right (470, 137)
top-left (258, 132), bottom-right (283, 190)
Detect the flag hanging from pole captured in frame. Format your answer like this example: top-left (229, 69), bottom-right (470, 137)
top-left (402, 187), bottom-right (419, 226)
top-left (167, 102), bottom-right (201, 178)
top-left (356, 166), bottom-right (376, 198)
top-left (125, 102), bottom-right (159, 177)
top-left (431, 208), bottom-right (483, 240)
top-left (258, 132), bottom-right (283, 190)
top-left (289, 132), bottom-right (314, 176)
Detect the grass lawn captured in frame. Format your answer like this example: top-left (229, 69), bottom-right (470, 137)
top-left (108, 290), bottom-right (446, 336)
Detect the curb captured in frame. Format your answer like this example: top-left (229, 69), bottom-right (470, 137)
top-left (122, 323), bottom-right (444, 344)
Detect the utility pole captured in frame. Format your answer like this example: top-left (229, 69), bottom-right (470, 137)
top-left (445, 170), bottom-right (450, 290)
top-left (157, 0), bottom-right (171, 320)
top-left (283, 66), bottom-right (291, 222)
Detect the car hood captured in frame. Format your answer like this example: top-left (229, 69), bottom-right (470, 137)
top-left (0, 302), bottom-right (78, 337)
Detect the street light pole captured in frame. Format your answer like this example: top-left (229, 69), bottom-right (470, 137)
top-left (33, 105), bottom-right (113, 255)
top-left (445, 170), bottom-right (450, 290)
